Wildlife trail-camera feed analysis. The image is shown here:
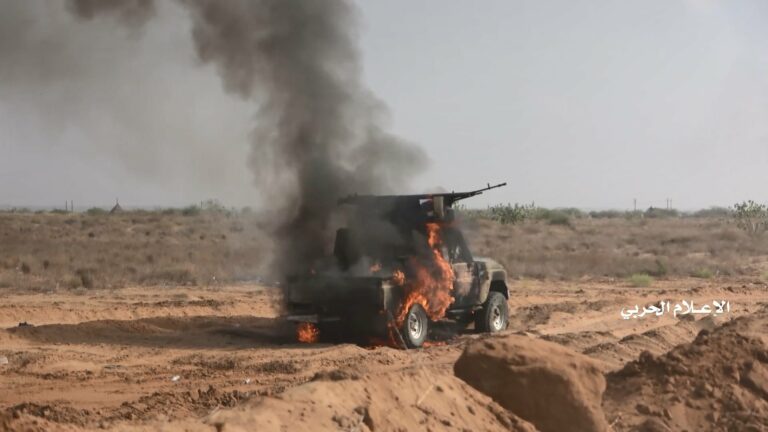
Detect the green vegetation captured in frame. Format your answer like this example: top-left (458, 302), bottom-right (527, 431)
top-left (644, 208), bottom-right (679, 218)
top-left (86, 207), bottom-right (107, 216)
top-left (691, 268), bottom-right (714, 279)
top-left (589, 210), bottom-right (623, 219)
top-left (181, 205), bottom-right (201, 216)
top-left (456, 203), bottom-right (534, 225)
top-left (650, 259), bottom-right (668, 277)
top-left (732, 200), bottom-right (768, 236)
top-left (489, 203), bottom-right (536, 225)
top-left (6, 207), bottom-right (32, 214)
top-left (537, 209), bottom-right (572, 227)
top-left (75, 268), bottom-right (95, 289)
top-left (628, 273), bottom-right (654, 287)
top-left (457, 203), bottom-right (720, 225)
top-left (201, 199), bottom-right (227, 212)
top-left (457, 201), bottom-right (744, 226)
top-left (692, 207), bottom-right (731, 218)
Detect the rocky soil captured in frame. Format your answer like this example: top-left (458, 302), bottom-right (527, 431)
top-left (1, 278), bottom-right (767, 431)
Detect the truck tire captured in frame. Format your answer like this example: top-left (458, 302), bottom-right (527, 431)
top-left (401, 304), bottom-right (428, 348)
top-left (475, 291), bottom-right (508, 333)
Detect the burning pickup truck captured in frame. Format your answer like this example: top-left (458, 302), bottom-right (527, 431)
top-left (286, 183), bottom-right (510, 348)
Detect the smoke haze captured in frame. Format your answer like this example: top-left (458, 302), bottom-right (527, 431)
top-left (0, 1), bottom-right (256, 207)
top-left (5, 2), bottom-right (766, 212)
top-left (67, 0), bottom-right (156, 25)
top-left (63, 0), bottom-right (427, 273)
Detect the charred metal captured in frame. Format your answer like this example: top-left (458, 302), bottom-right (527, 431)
top-left (286, 182), bottom-right (510, 348)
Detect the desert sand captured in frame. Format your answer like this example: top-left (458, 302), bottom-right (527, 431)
top-left (2, 275), bottom-right (767, 431)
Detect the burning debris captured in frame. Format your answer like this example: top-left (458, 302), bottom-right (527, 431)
top-left (297, 322), bottom-right (320, 344)
top-left (391, 270), bottom-right (406, 287)
top-left (394, 222), bottom-right (456, 327)
top-left (369, 262), bottom-right (382, 274)
top-left (287, 183), bottom-right (510, 348)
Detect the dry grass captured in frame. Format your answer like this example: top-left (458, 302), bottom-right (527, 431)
top-left (2, 210), bottom-right (768, 291)
top-left (463, 216), bottom-right (768, 280)
top-left (627, 273), bottom-right (654, 287)
top-left (0, 210), bottom-right (271, 291)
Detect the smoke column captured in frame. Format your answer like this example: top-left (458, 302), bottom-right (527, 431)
top-left (67, 0), bottom-right (156, 25)
top-left (68, 0), bottom-right (427, 275)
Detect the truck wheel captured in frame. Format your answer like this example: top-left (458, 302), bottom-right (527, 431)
top-left (475, 292), bottom-right (508, 333)
top-left (401, 304), bottom-right (428, 348)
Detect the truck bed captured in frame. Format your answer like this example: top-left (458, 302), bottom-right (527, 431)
top-left (286, 275), bottom-right (397, 317)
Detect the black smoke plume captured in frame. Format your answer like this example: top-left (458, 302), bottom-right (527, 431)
top-left (68, 0), bottom-right (427, 276)
top-left (67, 0), bottom-right (156, 25)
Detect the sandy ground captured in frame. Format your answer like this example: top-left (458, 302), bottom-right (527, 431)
top-left (1, 277), bottom-right (767, 430)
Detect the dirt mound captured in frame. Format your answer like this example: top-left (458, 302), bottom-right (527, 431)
top-left (1, 367), bottom-right (538, 431)
top-left (604, 312), bottom-right (768, 431)
top-left (1, 406), bottom-right (84, 432)
top-left (3, 365), bottom-right (535, 431)
top-left (454, 334), bottom-right (608, 432)
top-left (105, 387), bottom-right (247, 424)
top-left (201, 366), bottom-right (537, 432)
top-left (544, 315), bottom-right (726, 370)
top-left (0, 387), bottom-right (247, 430)
top-left (1, 416), bottom-right (78, 432)
top-left (3, 403), bottom-right (89, 426)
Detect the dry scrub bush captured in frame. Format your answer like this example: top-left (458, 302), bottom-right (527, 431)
top-left (2, 209), bottom-right (768, 290)
top-left (463, 216), bottom-right (768, 280)
top-left (627, 273), bottom-right (653, 287)
top-left (0, 210), bottom-right (271, 291)
top-left (733, 200), bottom-right (768, 236)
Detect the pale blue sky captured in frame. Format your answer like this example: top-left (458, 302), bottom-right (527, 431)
top-left (1, 1), bottom-right (766, 209)
top-left (357, 0), bottom-right (768, 209)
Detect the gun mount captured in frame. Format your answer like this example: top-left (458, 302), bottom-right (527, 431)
top-left (338, 182), bottom-right (507, 225)
top-left (339, 181), bottom-right (507, 207)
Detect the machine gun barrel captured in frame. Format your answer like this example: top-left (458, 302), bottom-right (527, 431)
top-left (439, 182), bottom-right (507, 206)
top-left (338, 182), bottom-right (507, 206)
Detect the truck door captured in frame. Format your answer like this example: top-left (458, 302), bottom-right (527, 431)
top-left (452, 261), bottom-right (478, 306)
top-left (442, 227), bottom-right (479, 307)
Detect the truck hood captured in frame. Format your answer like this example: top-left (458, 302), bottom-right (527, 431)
top-left (474, 257), bottom-right (505, 271)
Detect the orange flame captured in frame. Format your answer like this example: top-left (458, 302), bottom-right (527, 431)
top-left (395, 223), bottom-right (455, 326)
top-left (297, 322), bottom-right (319, 343)
top-left (391, 269), bottom-right (405, 286)
top-left (422, 340), bottom-right (447, 348)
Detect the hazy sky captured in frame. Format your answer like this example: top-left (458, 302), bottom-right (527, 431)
top-left (1, 1), bottom-right (767, 209)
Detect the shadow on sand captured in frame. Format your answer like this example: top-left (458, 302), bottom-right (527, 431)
top-left (6, 315), bottom-right (308, 349)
